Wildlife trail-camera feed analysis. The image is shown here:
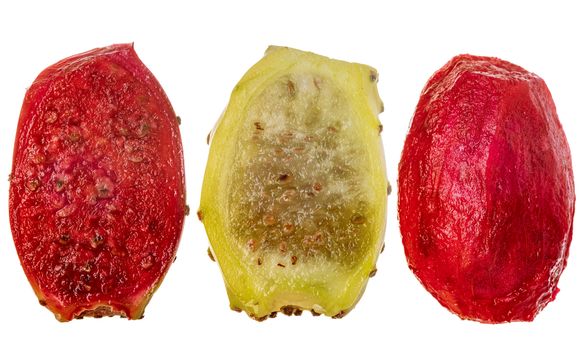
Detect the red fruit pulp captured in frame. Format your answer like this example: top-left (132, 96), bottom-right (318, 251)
top-left (398, 54), bottom-right (575, 323)
top-left (9, 44), bottom-right (186, 321)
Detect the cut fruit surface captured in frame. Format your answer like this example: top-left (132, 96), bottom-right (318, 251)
top-left (200, 46), bottom-right (387, 320)
top-left (9, 44), bottom-right (186, 321)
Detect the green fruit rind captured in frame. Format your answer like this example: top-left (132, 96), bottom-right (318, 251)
top-left (200, 46), bottom-right (387, 320)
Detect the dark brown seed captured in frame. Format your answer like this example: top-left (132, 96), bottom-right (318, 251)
top-left (370, 71), bottom-right (378, 82)
top-left (287, 80), bottom-right (296, 97)
top-left (313, 77), bottom-right (322, 90)
top-left (293, 146), bottom-right (305, 154)
top-left (255, 315), bottom-right (269, 322)
top-left (281, 189), bottom-right (296, 202)
top-left (274, 147), bottom-right (285, 157)
top-left (81, 283), bottom-right (92, 292)
top-left (311, 309), bottom-right (321, 316)
top-left (56, 204), bottom-right (76, 218)
top-left (279, 241), bottom-right (287, 253)
top-left (39, 299), bottom-right (47, 306)
top-left (32, 154), bottom-right (46, 164)
top-left (26, 179), bottom-right (40, 191)
top-left (247, 239), bottom-right (257, 252)
top-left (206, 132), bottom-right (211, 145)
top-left (280, 130), bottom-right (294, 141)
top-left (381, 242), bottom-right (386, 253)
top-left (80, 274), bottom-right (91, 286)
top-left (283, 223), bottom-right (294, 234)
top-left (117, 127), bottom-right (129, 137)
top-left (128, 154), bottom-right (144, 163)
top-left (313, 182), bottom-right (322, 192)
top-left (148, 220), bottom-right (159, 232)
top-left (281, 306), bottom-right (294, 316)
top-left (314, 232), bottom-right (323, 243)
top-left (303, 231), bottom-right (324, 246)
top-left (80, 263), bottom-right (92, 272)
top-left (351, 214), bottom-right (365, 225)
top-left (257, 257), bottom-right (263, 266)
top-left (95, 177), bottom-right (113, 198)
top-left (291, 255), bottom-right (298, 265)
top-left (58, 233), bottom-right (70, 245)
top-left (197, 210), bottom-right (203, 221)
top-left (97, 187), bottom-right (111, 198)
top-left (141, 254), bottom-right (154, 270)
top-left (269, 312), bottom-right (278, 318)
top-left (207, 247), bottom-right (216, 262)
top-left (69, 132), bottom-right (81, 142)
top-left (277, 263), bottom-right (286, 268)
top-left (55, 178), bottom-right (65, 192)
top-left (378, 124), bottom-right (383, 133)
top-left (387, 182), bottom-right (392, 196)
top-left (293, 309), bottom-right (303, 316)
top-left (45, 111), bottom-right (57, 124)
top-left (369, 267), bottom-right (378, 278)
top-left (254, 121), bottom-right (264, 130)
top-left (278, 173), bottom-right (291, 183)
top-left (332, 310), bottom-right (347, 319)
top-left (91, 234), bottom-right (104, 248)
top-left (263, 214), bottom-right (276, 226)
top-left (232, 306), bottom-right (242, 313)
top-left (137, 123), bottom-right (150, 138)
top-left (176, 116), bottom-right (181, 125)
top-left (184, 205), bottom-right (190, 216)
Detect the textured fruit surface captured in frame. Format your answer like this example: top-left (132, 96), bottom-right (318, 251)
top-left (9, 44), bottom-right (186, 321)
top-left (398, 54), bottom-right (575, 323)
top-left (199, 46), bottom-right (387, 320)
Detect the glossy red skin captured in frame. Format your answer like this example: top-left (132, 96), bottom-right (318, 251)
top-left (398, 55), bottom-right (575, 323)
top-left (9, 44), bottom-right (185, 321)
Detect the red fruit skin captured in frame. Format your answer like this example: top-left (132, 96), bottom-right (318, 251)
top-left (398, 55), bottom-right (575, 323)
top-left (9, 44), bottom-right (186, 321)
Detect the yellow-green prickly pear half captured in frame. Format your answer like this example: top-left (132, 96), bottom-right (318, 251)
top-left (199, 46), bottom-right (388, 320)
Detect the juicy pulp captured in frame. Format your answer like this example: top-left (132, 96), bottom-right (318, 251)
top-left (9, 44), bottom-right (186, 321)
top-left (199, 46), bottom-right (388, 320)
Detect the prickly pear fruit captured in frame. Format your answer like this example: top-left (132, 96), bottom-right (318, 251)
top-left (199, 46), bottom-right (388, 320)
top-left (9, 44), bottom-right (186, 321)
top-left (398, 54), bottom-right (575, 323)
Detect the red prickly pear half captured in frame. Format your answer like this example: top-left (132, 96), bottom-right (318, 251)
top-left (9, 44), bottom-right (186, 321)
top-left (398, 54), bottom-right (575, 323)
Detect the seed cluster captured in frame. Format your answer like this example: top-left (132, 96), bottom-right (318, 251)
top-left (228, 73), bottom-right (374, 267)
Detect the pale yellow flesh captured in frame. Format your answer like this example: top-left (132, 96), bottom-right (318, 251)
top-left (200, 46), bottom-right (387, 319)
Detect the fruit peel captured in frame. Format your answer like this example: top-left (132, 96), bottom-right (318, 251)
top-left (398, 54), bottom-right (575, 323)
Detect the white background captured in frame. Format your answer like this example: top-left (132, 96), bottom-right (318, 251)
top-left (0, 1), bottom-right (580, 349)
